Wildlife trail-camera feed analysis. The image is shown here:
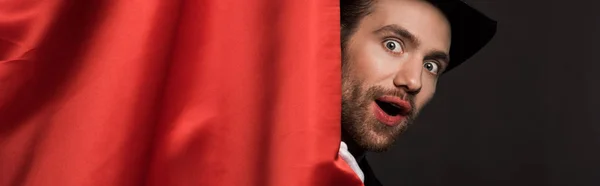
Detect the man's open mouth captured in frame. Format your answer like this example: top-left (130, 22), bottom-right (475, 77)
top-left (375, 100), bottom-right (403, 116)
top-left (372, 96), bottom-right (411, 126)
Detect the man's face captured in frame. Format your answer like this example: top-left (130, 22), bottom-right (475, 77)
top-left (342, 0), bottom-right (451, 152)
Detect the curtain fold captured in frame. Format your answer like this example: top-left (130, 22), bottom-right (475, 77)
top-left (0, 0), bottom-right (363, 186)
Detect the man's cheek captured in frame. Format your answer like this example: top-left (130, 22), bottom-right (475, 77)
top-left (415, 93), bottom-right (434, 113)
top-left (419, 79), bottom-right (437, 103)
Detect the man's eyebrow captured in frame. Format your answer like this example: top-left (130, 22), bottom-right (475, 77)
top-left (373, 24), bottom-right (421, 47)
top-left (424, 50), bottom-right (450, 68)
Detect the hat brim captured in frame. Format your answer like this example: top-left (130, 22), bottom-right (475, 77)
top-left (427, 0), bottom-right (498, 73)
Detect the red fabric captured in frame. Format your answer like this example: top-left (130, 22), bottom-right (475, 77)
top-left (0, 0), bottom-right (363, 186)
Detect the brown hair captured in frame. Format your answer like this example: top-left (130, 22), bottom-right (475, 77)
top-left (340, 0), bottom-right (375, 48)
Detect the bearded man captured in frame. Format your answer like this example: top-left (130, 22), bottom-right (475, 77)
top-left (338, 0), bottom-right (497, 185)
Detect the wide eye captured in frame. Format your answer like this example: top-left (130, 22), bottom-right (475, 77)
top-left (424, 61), bottom-right (440, 74)
top-left (382, 39), bottom-right (403, 54)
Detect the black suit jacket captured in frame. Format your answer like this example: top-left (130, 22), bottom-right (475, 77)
top-left (358, 158), bottom-right (383, 186)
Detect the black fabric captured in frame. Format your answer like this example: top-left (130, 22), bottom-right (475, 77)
top-left (426, 0), bottom-right (497, 73)
top-left (359, 158), bottom-right (383, 186)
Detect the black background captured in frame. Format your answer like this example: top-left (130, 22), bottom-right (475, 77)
top-left (369, 1), bottom-right (600, 186)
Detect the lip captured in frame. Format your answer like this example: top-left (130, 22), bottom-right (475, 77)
top-left (371, 96), bottom-right (412, 126)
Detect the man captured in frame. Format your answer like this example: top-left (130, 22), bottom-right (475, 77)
top-left (338, 0), bottom-right (497, 185)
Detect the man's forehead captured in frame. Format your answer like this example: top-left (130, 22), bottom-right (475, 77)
top-left (368, 0), bottom-right (452, 51)
top-left (373, 0), bottom-right (448, 18)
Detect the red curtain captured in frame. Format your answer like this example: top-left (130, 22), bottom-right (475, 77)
top-left (0, 0), bottom-right (362, 185)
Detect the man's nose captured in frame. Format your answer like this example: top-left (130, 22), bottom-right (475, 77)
top-left (393, 58), bottom-right (423, 94)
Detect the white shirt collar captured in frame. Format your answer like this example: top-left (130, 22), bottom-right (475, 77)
top-left (339, 141), bottom-right (365, 183)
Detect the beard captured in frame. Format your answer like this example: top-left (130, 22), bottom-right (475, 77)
top-left (341, 80), bottom-right (418, 152)
top-left (341, 57), bottom-right (419, 153)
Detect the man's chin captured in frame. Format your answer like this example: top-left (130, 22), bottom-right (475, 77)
top-left (355, 129), bottom-right (398, 152)
top-left (361, 143), bottom-right (394, 153)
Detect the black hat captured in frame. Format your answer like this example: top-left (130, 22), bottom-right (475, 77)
top-left (427, 0), bottom-right (497, 73)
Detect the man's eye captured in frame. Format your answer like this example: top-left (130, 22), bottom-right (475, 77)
top-left (424, 61), bottom-right (440, 74)
top-left (382, 39), bottom-right (403, 54)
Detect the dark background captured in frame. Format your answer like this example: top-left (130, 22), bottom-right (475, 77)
top-left (369, 0), bottom-right (600, 186)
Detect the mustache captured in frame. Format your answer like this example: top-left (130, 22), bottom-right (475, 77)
top-left (364, 85), bottom-right (417, 115)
